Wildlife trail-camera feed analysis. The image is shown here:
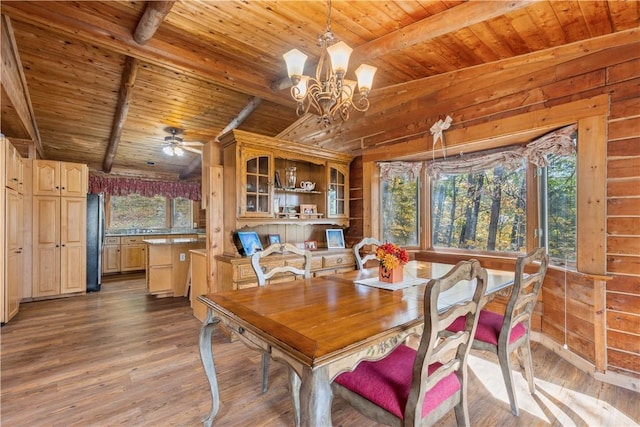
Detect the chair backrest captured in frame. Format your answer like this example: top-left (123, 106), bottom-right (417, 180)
top-left (501, 247), bottom-right (549, 344)
top-left (251, 242), bottom-right (312, 286)
top-left (353, 237), bottom-right (382, 270)
top-left (404, 259), bottom-right (488, 425)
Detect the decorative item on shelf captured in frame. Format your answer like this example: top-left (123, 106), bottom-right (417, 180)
top-left (376, 243), bottom-right (409, 284)
top-left (304, 240), bottom-right (318, 251)
top-left (326, 229), bottom-right (345, 249)
top-left (300, 181), bottom-right (316, 191)
top-left (285, 167), bottom-right (297, 189)
top-left (282, 0), bottom-right (377, 126)
top-left (268, 234), bottom-right (281, 245)
top-left (274, 171), bottom-right (283, 189)
top-left (273, 198), bottom-right (281, 214)
top-left (300, 204), bottom-right (317, 219)
top-left (233, 231), bottom-right (263, 257)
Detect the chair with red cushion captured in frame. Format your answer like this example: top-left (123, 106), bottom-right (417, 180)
top-left (447, 247), bottom-right (548, 416)
top-left (332, 259), bottom-right (488, 426)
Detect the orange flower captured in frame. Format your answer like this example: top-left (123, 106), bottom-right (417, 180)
top-left (376, 243), bottom-right (409, 270)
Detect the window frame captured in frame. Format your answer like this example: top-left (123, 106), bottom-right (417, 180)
top-left (105, 193), bottom-right (196, 230)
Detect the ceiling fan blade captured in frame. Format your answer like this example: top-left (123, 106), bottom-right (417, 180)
top-left (182, 141), bottom-right (204, 146)
top-left (183, 146), bottom-right (202, 154)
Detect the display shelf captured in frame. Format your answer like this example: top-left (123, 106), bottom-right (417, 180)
top-left (275, 212), bottom-right (325, 219)
top-left (274, 188), bottom-right (322, 195)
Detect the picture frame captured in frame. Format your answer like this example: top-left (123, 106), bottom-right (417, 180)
top-left (267, 234), bottom-right (281, 245)
top-left (326, 229), bottom-right (345, 249)
top-left (233, 231), bottom-right (263, 257)
top-left (304, 240), bottom-right (318, 251)
top-left (299, 203), bottom-right (317, 219)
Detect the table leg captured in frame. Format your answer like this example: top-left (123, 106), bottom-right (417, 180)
top-left (299, 366), bottom-right (333, 427)
top-left (288, 367), bottom-right (301, 427)
top-left (199, 309), bottom-right (221, 427)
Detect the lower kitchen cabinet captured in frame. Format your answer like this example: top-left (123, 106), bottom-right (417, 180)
top-left (120, 236), bottom-right (146, 272)
top-left (102, 237), bottom-right (121, 274)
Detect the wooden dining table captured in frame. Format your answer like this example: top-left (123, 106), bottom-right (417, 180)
top-left (197, 260), bottom-right (515, 427)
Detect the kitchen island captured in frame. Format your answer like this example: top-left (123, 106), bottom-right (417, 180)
top-left (144, 237), bottom-right (206, 297)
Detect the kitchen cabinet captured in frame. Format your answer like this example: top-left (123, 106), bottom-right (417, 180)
top-left (4, 188), bottom-right (23, 322)
top-left (33, 160), bottom-right (87, 197)
top-left (120, 236), bottom-right (146, 272)
top-left (32, 194), bottom-right (87, 298)
top-left (102, 237), bottom-right (121, 274)
top-left (145, 238), bottom-right (206, 297)
top-left (190, 249), bottom-right (208, 321)
top-left (2, 138), bottom-right (24, 323)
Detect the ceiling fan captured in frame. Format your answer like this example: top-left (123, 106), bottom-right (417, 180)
top-left (162, 127), bottom-right (203, 156)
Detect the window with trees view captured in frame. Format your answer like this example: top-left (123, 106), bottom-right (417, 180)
top-left (109, 194), bottom-right (193, 229)
top-left (431, 162), bottom-right (527, 252)
top-left (381, 176), bottom-right (419, 246)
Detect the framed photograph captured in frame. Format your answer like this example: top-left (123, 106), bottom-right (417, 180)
top-left (326, 229), bottom-right (345, 249)
top-left (299, 203), bottom-right (317, 219)
top-left (268, 234), bottom-right (281, 245)
top-left (304, 240), bottom-right (318, 251)
top-left (233, 231), bottom-right (263, 257)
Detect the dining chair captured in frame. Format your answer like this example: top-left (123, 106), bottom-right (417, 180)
top-left (353, 237), bottom-right (382, 270)
top-left (446, 247), bottom-right (549, 416)
top-left (250, 242), bottom-right (312, 393)
top-left (332, 260), bottom-right (488, 426)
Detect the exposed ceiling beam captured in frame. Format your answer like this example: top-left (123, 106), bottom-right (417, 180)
top-left (179, 97), bottom-right (264, 180)
top-left (133, 1), bottom-right (175, 45)
top-left (1, 2), bottom-right (290, 106)
top-left (270, 0), bottom-right (536, 91)
top-left (102, 56), bottom-right (139, 173)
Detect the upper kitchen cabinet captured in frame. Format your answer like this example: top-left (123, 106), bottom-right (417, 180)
top-left (5, 141), bottom-right (24, 193)
top-left (219, 130), bottom-right (352, 229)
top-left (33, 160), bottom-right (88, 196)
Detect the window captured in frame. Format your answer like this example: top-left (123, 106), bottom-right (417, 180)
top-left (431, 162), bottom-right (527, 252)
top-left (539, 152), bottom-right (577, 264)
top-left (381, 176), bottom-right (419, 246)
top-left (109, 194), bottom-right (193, 230)
top-left (172, 197), bottom-right (193, 228)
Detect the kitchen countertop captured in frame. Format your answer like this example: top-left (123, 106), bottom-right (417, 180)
top-left (106, 229), bottom-right (205, 237)
top-left (143, 237), bottom-right (205, 245)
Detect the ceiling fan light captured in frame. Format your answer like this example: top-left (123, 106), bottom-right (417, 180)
top-left (163, 146), bottom-right (175, 156)
top-left (173, 146), bottom-right (184, 156)
top-left (355, 64), bottom-right (377, 94)
top-left (327, 41), bottom-right (352, 76)
top-left (283, 49), bottom-right (308, 84)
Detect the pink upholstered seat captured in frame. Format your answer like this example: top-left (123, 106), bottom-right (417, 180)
top-left (334, 344), bottom-right (461, 419)
top-left (331, 260), bottom-right (488, 427)
top-left (448, 310), bottom-right (526, 346)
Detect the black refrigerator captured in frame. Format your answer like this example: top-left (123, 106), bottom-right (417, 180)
top-left (86, 193), bottom-right (105, 292)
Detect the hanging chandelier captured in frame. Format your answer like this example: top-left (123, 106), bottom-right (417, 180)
top-left (282, 0), bottom-right (377, 126)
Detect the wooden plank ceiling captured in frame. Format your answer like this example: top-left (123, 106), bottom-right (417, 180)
top-left (0, 1), bottom-right (637, 180)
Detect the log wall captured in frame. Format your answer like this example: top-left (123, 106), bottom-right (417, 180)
top-left (351, 34), bottom-right (640, 381)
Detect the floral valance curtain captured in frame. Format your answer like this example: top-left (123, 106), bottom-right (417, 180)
top-left (425, 124), bottom-right (577, 178)
top-left (89, 175), bottom-right (201, 201)
top-left (379, 161), bottom-right (423, 182)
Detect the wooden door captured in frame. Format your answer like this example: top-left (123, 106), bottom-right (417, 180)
top-left (60, 163), bottom-right (87, 197)
top-left (33, 160), bottom-right (61, 196)
top-left (32, 196), bottom-right (61, 297)
top-left (4, 189), bottom-right (22, 322)
top-left (102, 245), bottom-right (121, 274)
top-left (60, 197), bottom-right (86, 294)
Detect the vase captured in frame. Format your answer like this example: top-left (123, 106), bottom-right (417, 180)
top-left (379, 265), bottom-right (403, 284)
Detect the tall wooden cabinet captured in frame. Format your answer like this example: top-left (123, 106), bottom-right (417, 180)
top-left (32, 160), bottom-right (88, 298)
top-left (3, 138), bottom-right (25, 323)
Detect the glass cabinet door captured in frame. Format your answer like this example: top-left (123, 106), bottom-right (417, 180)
top-left (328, 164), bottom-right (348, 218)
top-left (243, 152), bottom-right (272, 217)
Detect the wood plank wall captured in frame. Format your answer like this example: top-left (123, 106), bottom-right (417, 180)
top-left (350, 39), bottom-right (640, 378)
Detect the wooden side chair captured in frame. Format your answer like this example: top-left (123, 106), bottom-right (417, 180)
top-left (447, 247), bottom-right (549, 416)
top-left (250, 242), bottom-right (312, 393)
top-left (353, 237), bottom-right (382, 270)
top-left (332, 260), bottom-right (488, 426)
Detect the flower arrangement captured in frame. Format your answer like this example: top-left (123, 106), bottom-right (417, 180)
top-left (376, 242), bottom-right (409, 270)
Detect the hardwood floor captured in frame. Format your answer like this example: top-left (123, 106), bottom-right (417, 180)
top-left (2, 275), bottom-right (638, 426)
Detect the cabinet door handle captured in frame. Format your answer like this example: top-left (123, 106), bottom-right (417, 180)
top-left (238, 326), bottom-right (245, 334)
top-left (56, 244), bottom-right (60, 248)
top-left (15, 250), bottom-right (22, 254)
top-left (61, 186), bottom-right (66, 190)
top-left (55, 186), bottom-right (60, 189)
top-left (337, 257), bottom-right (343, 264)
top-left (61, 244), bottom-right (66, 247)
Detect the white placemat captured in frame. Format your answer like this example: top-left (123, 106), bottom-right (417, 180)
top-left (354, 277), bottom-right (428, 291)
